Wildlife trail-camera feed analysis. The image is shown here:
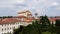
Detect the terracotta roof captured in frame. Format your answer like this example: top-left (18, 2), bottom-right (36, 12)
top-left (23, 20), bottom-right (33, 22)
top-left (0, 18), bottom-right (34, 24)
top-left (25, 17), bottom-right (35, 20)
top-left (49, 18), bottom-right (60, 22)
top-left (0, 18), bottom-right (20, 24)
top-left (23, 17), bottom-right (35, 22)
top-left (1, 17), bottom-right (60, 24)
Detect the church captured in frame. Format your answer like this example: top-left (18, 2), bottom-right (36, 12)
top-left (0, 10), bottom-right (35, 34)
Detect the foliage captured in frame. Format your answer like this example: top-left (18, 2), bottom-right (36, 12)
top-left (0, 16), bottom-right (13, 19)
top-left (55, 19), bottom-right (60, 26)
top-left (55, 19), bottom-right (60, 34)
top-left (13, 15), bottom-right (57, 34)
top-left (13, 25), bottom-right (24, 34)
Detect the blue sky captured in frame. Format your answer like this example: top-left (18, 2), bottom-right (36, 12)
top-left (0, 0), bottom-right (60, 16)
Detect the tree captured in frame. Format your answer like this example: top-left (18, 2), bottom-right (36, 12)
top-left (55, 19), bottom-right (60, 34)
top-left (32, 20), bottom-right (42, 34)
top-left (13, 25), bottom-right (24, 34)
top-left (39, 15), bottom-right (50, 32)
top-left (14, 15), bottom-right (56, 34)
top-left (49, 21), bottom-right (56, 34)
top-left (55, 19), bottom-right (60, 26)
top-left (13, 19), bottom-right (42, 34)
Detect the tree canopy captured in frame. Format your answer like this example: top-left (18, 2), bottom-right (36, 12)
top-left (13, 15), bottom-right (57, 34)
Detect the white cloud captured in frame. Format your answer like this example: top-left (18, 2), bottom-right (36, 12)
top-left (36, 9), bottom-right (43, 15)
top-left (0, 0), bottom-right (15, 7)
top-left (51, 2), bottom-right (59, 6)
top-left (16, 0), bottom-right (25, 4)
top-left (0, 0), bottom-right (25, 7)
top-left (0, 0), bottom-right (60, 16)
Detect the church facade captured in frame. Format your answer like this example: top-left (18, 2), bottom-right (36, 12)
top-left (0, 10), bottom-right (35, 34)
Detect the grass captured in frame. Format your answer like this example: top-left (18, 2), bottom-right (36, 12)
top-left (42, 31), bottom-right (56, 34)
top-left (42, 31), bottom-right (51, 34)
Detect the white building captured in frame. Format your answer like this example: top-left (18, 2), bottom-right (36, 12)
top-left (0, 10), bottom-right (35, 34)
top-left (0, 18), bottom-right (34, 34)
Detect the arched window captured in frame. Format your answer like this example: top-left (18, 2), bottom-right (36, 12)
top-left (14, 27), bottom-right (15, 29)
top-left (10, 27), bottom-right (11, 29)
top-left (2, 29), bottom-right (3, 31)
top-left (2, 33), bottom-right (3, 34)
top-left (5, 28), bottom-right (6, 30)
top-left (7, 28), bottom-right (9, 30)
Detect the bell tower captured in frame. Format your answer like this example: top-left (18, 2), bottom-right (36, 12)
top-left (17, 10), bottom-right (32, 17)
top-left (35, 13), bottom-right (38, 19)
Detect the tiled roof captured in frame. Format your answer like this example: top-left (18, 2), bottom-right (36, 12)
top-left (23, 17), bottom-right (35, 22)
top-left (0, 18), bottom-right (20, 24)
top-left (25, 17), bottom-right (35, 20)
top-left (1, 17), bottom-right (60, 24)
top-left (49, 18), bottom-right (60, 22)
top-left (23, 20), bottom-right (33, 22)
top-left (0, 17), bottom-right (35, 24)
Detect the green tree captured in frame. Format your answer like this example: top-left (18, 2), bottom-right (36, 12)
top-left (18, 20), bottom-right (42, 34)
top-left (49, 22), bottom-right (56, 34)
top-left (14, 15), bottom-right (55, 34)
top-left (55, 19), bottom-right (60, 34)
top-left (13, 25), bottom-right (24, 34)
top-left (39, 15), bottom-right (50, 32)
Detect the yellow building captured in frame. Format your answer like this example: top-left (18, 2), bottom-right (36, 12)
top-left (17, 10), bottom-right (32, 17)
